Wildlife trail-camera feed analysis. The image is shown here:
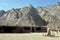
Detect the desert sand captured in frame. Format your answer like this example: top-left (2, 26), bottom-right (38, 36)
top-left (0, 33), bottom-right (60, 40)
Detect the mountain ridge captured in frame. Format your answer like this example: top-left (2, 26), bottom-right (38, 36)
top-left (0, 2), bottom-right (60, 29)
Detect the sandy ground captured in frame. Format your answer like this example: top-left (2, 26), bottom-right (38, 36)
top-left (0, 33), bottom-right (60, 40)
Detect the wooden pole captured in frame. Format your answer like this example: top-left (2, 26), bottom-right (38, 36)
top-left (34, 27), bottom-right (36, 32)
top-left (30, 27), bottom-right (32, 32)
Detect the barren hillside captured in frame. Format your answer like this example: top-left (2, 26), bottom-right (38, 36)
top-left (0, 2), bottom-right (60, 29)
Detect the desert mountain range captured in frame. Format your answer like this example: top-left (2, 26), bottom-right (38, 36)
top-left (0, 2), bottom-right (60, 29)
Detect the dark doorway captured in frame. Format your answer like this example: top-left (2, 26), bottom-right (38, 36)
top-left (0, 27), bottom-right (17, 33)
top-left (23, 27), bottom-right (30, 30)
top-left (32, 27), bottom-right (35, 32)
top-left (3, 27), bottom-right (13, 33)
top-left (36, 27), bottom-right (41, 32)
top-left (23, 27), bottom-right (30, 33)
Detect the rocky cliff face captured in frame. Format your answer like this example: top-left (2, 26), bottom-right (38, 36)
top-left (0, 2), bottom-right (60, 29)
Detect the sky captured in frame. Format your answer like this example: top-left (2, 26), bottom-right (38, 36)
top-left (0, 0), bottom-right (60, 11)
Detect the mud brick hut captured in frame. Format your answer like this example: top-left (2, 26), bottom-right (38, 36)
top-left (0, 25), bottom-right (47, 33)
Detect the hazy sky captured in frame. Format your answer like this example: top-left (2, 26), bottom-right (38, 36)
top-left (0, 0), bottom-right (60, 11)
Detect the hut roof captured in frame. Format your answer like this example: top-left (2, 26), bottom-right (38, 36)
top-left (0, 25), bottom-right (47, 28)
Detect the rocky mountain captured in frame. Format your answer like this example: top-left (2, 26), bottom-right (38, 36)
top-left (0, 2), bottom-right (60, 29)
top-left (0, 10), bottom-right (6, 17)
top-left (37, 2), bottom-right (60, 29)
top-left (0, 4), bottom-right (48, 26)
